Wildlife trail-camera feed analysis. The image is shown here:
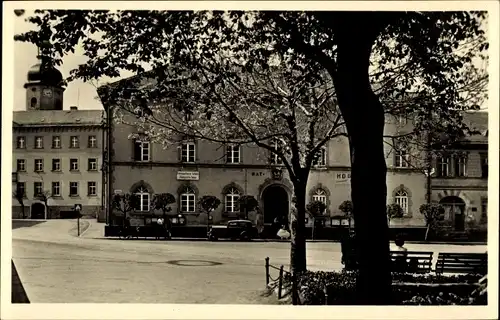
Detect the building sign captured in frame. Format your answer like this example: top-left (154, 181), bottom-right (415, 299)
top-left (177, 171), bottom-right (200, 181)
top-left (335, 172), bottom-right (351, 184)
top-left (251, 172), bottom-right (265, 176)
top-left (114, 190), bottom-right (123, 194)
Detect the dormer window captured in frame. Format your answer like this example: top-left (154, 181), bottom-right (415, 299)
top-left (312, 147), bottom-right (327, 167)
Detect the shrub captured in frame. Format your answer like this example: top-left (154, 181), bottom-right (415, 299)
top-left (338, 200), bottom-right (353, 217)
top-left (387, 203), bottom-right (404, 220)
top-left (291, 270), bottom-right (485, 305)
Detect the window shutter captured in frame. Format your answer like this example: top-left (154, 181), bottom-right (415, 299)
top-left (178, 143), bottom-right (183, 162)
top-left (134, 140), bottom-right (141, 161)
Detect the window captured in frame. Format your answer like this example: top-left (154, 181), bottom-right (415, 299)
top-left (134, 186), bottom-right (150, 212)
top-left (52, 136), bottom-right (61, 149)
top-left (312, 147), bottom-right (327, 167)
top-left (181, 143), bottom-right (196, 163)
top-left (88, 182), bottom-right (97, 196)
top-left (437, 156), bottom-right (451, 177)
top-left (394, 142), bottom-right (409, 168)
top-left (35, 136), bottom-right (44, 149)
top-left (480, 153), bottom-right (488, 178)
top-left (270, 139), bottom-right (283, 165)
top-left (88, 158), bottom-right (98, 171)
top-left (34, 159), bottom-right (44, 172)
top-left (34, 182), bottom-right (43, 197)
top-left (69, 182), bottom-right (79, 196)
top-left (17, 159), bottom-right (26, 172)
top-left (180, 186), bottom-right (196, 212)
top-left (395, 190), bottom-right (409, 214)
top-left (225, 187), bottom-right (240, 213)
top-left (134, 140), bottom-right (150, 162)
top-left (312, 189), bottom-right (327, 204)
top-left (52, 182), bottom-right (60, 197)
top-left (226, 145), bottom-right (241, 164)
top-left (70, 158), bottom-right (79, 171)
top-left (16, 136), bottom-right (26, 149)
top-left (15, 182), bottom-right (26, 197)
top-left (52, 159), bottom-right (61, 171)
top-left (88, 135), bottom-right (97, 148)
top-left (70, 136), bottom-right (80, 148)
top-left (454, 155), bottom-right (467, 177)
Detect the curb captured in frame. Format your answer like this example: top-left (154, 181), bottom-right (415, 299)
top-left (78, 219), bottom-right (92, 237)
top-left (91, 237), bottom-right (486, 245)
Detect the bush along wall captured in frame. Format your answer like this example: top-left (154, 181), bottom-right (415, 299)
top-left (287, 270), bottom-right (486, 305)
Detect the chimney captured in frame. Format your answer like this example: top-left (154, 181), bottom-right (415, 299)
top-left (70, 106), bottom-right (78, 111)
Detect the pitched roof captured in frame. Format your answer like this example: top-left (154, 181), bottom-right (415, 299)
top-left (13, 110), bottom-right (104, 127)
top-left (462, 111), bottom-right (488, 143)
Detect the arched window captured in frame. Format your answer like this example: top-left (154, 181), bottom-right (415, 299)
top-left (225, 187), bottom-right (240, 213)
top-left (312, 189), bottom-right (327, 204)
top-left (134, 186), bottom-right (150, 212)
top-left (180, 186), bottom-right (196, 213)
top-left (30, 97), bottom-right (37, 109)
top-left (395, 190), bottom-right (409, 214)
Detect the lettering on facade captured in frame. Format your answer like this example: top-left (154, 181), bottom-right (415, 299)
top-left (335, 172), bottom-right (351, 184)
top-left (177, 171), bottom-right (200, 181)
top-left (251, 172), bottom-right (265, 176)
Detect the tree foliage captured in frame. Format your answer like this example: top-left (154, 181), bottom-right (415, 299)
top-left (387, 203), bottom-right (404, 220)
top-left (151, 193), bottom-right (176, 214)
top-left (338, 200), bottom-right (353, 217)
top-left (112, 193), bottom-right (139, 215)
top-left (237, 195), bottom-right (259, 219)
top-left (198, 195), bottom-right (221, 214)
top-left (306, 200), bottom-right (327, 218)
top-left (419, 203), bottom-right (445, 240)
top-left (13, 183), bottom-right (26, 219)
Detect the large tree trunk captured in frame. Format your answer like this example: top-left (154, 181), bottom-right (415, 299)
top-left (290, 178), bottom-right (308, 274)
top-left (331, 15), bottom-right (392, 305)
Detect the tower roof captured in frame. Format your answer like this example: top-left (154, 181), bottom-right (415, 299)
top-left (25, 61), bottom-right (64, 88)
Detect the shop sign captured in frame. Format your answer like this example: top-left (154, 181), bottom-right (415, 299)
top-left (177, 171), bottom-right (200, 181)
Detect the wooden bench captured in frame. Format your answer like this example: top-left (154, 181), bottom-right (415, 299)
top-left (435, 252), bottom-right (487, 275)
top-left (389, 251), bottom-right (434, 273)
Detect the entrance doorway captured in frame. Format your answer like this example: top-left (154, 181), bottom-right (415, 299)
top-left (440, 196), bottom-right (466, 231)
top-left (31, 203), bottom-right (45, 219)
top-left (262, 185), bottom-right (289, 226)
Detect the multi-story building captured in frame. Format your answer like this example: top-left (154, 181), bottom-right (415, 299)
top-left (101, 74), bottom-right (488, 238)
top-left (12, 58), bottom-right (106, 220)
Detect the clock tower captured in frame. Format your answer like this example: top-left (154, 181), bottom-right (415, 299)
top-left (24, 55), bottom-right (65, 111)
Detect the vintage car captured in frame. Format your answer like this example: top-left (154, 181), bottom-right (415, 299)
top-left (208, 220), bottom-right (258, 241)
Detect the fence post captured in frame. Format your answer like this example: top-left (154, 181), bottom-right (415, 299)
top-left (323, 284), bottom-right (328, 305)
top-left (278, 265), bottom-right (284, 299)
top-left (265, 257), bottom-right (270, 286)
top-left (292, 272), bottom-right (298, 305)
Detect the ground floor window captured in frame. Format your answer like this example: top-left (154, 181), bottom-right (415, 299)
top-left (134, 186), bottom-right (150, 212)
top-left (180, 186), bottom-right (196, 212)
top-left (394, 190), bottom-right (409, 214)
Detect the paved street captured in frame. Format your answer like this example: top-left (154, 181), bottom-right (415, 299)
top-left (12, 220), bottom-right (487, 303)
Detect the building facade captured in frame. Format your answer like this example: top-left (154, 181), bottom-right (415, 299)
top-left (101, 77), bottom-right (488, 235)
top-left (12, 59), bottom-right (106, 220)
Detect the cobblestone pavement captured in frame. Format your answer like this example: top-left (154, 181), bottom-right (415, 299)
top-left (12, 220), bottom-right (488, 303)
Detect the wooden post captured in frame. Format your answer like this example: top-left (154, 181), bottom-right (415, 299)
top-left (265, 257), bottom-right (270, 285)
top-left (278, 265), bottom-right (284, 299)
top-left (77, 217), bottom-right (80, 236)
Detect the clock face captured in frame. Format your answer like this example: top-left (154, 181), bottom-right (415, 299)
top-left (42, 88), bottom-right (53, 98)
